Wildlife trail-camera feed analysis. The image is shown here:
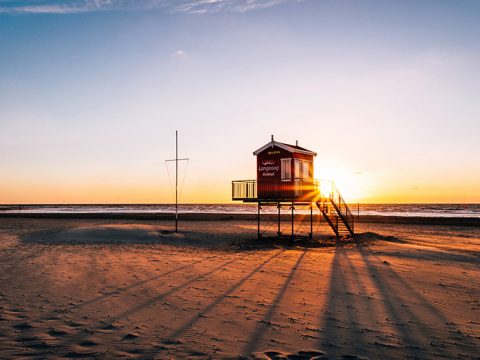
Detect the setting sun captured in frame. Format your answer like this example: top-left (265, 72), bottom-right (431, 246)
top-left (315, 164), bottom-right (368, 203)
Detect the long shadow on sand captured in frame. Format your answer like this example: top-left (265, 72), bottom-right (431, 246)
top-left (104, 257), bottom-right (240, 321)
top-left (366, 247), bottom-right (480, 265)
top-left (164, 250), bottom-right (285, 339)
top-left (318, 242), bottom-right (480, 359)
top-left (242, 249), bottom-right (308, 355)
top-left (356, 243), bottom-right (478, 358)
top-left (71, 255), bottom-right (218, 311)
top-left (320, 245), bottom-right (369, 358)
top-left (28, 255), bottom-right (244, 357)
top-left (136, 249), bottom-right (287, 358)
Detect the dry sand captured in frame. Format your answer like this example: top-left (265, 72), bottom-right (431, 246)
top-left (0, 217), bottom-right (479, 359)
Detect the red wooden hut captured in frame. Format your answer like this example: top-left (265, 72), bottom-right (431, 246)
top-left (254, 135), bottom-right (317, 202)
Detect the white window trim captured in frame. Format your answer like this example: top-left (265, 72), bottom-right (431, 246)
top-left (302, 160), bottom-right (313, 180)
top-left (281, 158), bottom-right (292, 181)
top-left (293, 159), bottom-right (313, 180)
top-left (294, 159), bottom-right (302, 180)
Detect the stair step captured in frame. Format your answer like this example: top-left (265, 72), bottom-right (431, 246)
top-left (317, 200), bottom-right (354, 237)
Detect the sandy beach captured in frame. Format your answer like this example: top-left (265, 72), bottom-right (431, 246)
top-left (0, 217), bottom-right (479, 359)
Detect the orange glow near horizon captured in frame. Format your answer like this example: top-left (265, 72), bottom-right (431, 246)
top-left (3, 169), bottom-right (480, 205)
top-left (1, 146), bottom-right (480, 205)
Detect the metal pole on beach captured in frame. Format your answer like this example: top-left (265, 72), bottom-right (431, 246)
top-left (175, 130), bottom-right (178, 233)
top-left (165, 131), bottom-right (188, 234)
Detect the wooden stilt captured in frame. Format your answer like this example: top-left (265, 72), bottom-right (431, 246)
top-left (290, 203), bottom-right (294, 245)
top-left (257, 202), bottom-right (261, 240)
top-left (310, 204), bottom-right (313, 239)
top-left (277, 203), bottom-right (281, 236)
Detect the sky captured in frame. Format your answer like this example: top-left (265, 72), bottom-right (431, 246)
top-left (1, 0), bottom-right (480, 204)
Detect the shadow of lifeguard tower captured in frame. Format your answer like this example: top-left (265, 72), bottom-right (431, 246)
top-left (232, 136), bottom-right (355, 240)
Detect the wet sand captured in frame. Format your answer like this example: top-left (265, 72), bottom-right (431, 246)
top-left (0, 218), bottom-right (479, 359)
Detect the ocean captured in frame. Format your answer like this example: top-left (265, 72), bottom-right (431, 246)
top-left (1, 204), bottom-right (480, 218)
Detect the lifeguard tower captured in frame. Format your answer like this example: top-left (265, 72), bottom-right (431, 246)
top-left (232, 136), bottom-right (354, 240)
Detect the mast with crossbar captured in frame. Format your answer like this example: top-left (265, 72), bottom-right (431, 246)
top-left (165, 130), bottom-right (189, 232)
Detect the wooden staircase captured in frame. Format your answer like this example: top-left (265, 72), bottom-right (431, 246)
top-left (316, 182), bottom-right (355, 238)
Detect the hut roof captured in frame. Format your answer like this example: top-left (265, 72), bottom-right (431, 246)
top-left (253, 139), bottom-right (317, 156)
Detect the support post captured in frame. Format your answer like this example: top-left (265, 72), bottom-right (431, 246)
top-left (257, 202), bottom-right (261, 240)
top-left (310, 204), bottom-right (313, 239)
top-left (290, 203), bottom-right (294, 245)
top-left (277, 203), bottom-right (281, 236)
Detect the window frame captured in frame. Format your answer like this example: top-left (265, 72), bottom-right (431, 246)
top-left (280, 158), bottom-right (292, 181)
top-left (302, 160), bottom-right (312, 180)
top-left (294, 159), bottom-right (302, 180)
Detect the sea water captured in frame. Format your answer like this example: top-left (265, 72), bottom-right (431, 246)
top-left (1, 204), bottom-right (480, 218)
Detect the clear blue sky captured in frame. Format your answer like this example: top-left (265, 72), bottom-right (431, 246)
top-left (1, 0), bottom-right (480, 203)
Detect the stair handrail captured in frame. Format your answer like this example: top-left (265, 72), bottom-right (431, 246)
top-left (317, 179), bottom-right (354, 234)
top-left (331, 182), bottom-right (354, 234)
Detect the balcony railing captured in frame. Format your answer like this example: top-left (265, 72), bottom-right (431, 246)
top-left (232, 178), bottom-right (355, 235)
top-left (232, 179), bottom-right (318, 202)
top-left (232, 180), bottom-right (257, 201)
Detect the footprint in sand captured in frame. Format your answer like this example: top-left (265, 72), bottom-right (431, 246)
top-left (122, 333), bottom-right (139, 341)
top-left (259, 349), bottom-right (328, 359)
top-left (13, 322), bottom-right (34, 330)
top-left (47, 327), bottom-right (68, 337)
top-left (15, 333), bottom-right (54, 352)
top-left (100, 323), bottom-right (119, 331)
top-left (78, 339), bottom-right (99, 347)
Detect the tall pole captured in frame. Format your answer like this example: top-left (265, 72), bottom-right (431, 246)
top-left (165, 131), bottom-right (188, 234)
top-left (175, 130), bottom-right (178, 233)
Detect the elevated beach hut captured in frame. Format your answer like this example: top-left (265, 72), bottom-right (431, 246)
top-left (232, 136), bottom-right (355, 240)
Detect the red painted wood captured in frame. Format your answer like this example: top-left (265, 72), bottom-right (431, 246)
top-left (256, 144), bottom-right (314, 200)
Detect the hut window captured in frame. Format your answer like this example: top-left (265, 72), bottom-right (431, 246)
top-left (302, 161), bottom-right (311, 179)
top-left (294, 159), bottom-right (312, 179)
top-left (281, 158), bottom-right (291, 180)
top-left (294, 159), bottom-right (301, 179)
